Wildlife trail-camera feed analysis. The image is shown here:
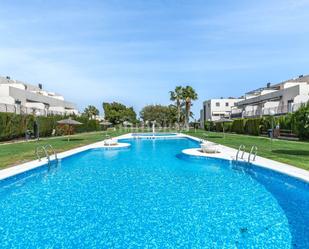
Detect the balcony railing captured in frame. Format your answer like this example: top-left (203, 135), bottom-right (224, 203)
top-left (0, 103), bottom-right (66, 116)
top-left (232, 102), bottom-right (306, 118)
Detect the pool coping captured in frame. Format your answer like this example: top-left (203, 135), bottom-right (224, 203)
top-left (0, 132), bottom-right (308, 183)
top-left (181, 133), bottom-right (309, 183)
top-left (0, 138), bottom-right (131, 181)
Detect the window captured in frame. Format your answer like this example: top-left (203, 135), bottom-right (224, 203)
top-left (287, 100), bottom-right (294, 112)
top-left (225, 102), bottom-right (229, 107)
top-left (216, 102), bottom-right (220, 107)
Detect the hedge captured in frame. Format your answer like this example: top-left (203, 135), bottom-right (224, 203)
top-left (231, 119), bottom-right (246, 134)
top-left (204, 121), bottom-right (216, 131)
top-left (0, 113), bottom-right (101, 141)
top-left (202, 102), bottom-right (309, 140)
top-left (293, 102), bottom-right (309, 140)
top-left (244, 118), bottom-right (261, 136)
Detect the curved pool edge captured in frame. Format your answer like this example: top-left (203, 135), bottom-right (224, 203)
top-left (1, 132), bottom-right (308, 185)
top-left (180, 134), bottom-right (309, 184)
top-left (0, 137), bottom-right (131, 181)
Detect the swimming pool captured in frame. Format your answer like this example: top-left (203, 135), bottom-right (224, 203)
top-left (0, 138), bottom-right (308, 248)
top-left (131, 132), bottom-right (177, 136)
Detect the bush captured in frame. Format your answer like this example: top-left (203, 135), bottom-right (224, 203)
top-left (75, 116), bottom-right (101, 133)
top-left (244, 118), bottom-right (261, 136)
top-left (204, 121), bottom-right (215, 131)
top-left (0, 113), bottom-right (102, 141)
top-left (201, 102), bottom-right (309, 140)
top-left (37, 115), bottom-right (63, 137)
top-left (231, 119), bottom-right (246, 134)
top-left (224, 122), bottom-right (232, 132)
top-left (259, 117), bottom-right (271, 133)
top-left (215, 122), bottom-right (223, 132)
top-left (0, 113), bottom-right (34, 140)
top-left (293, 102), bottom-right (309, 140)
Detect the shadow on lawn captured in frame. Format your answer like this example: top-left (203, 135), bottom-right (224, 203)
top-left (272, 149), bottom-right (309, 156)
top-left (61, 138), bottom-right (85, 142)
top-left (206, 135), bottom-right (224, 139)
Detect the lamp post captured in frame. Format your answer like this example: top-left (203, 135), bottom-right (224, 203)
top-left (269, 109), bottom-right (275, 151)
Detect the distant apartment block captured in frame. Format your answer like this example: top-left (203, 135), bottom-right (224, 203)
top-left (232, 75), bottom-right (309, 118)
top-left (200, 98), bottom-right (242, 127)
top-left (0, 76), bottom-right (78, 116)
top-left (199, 74), bottom-right (309, 126)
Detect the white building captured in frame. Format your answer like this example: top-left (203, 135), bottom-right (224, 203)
top-left (0, 76), bottom-right (78, 116)
top-left (200, 98), bottom-right (242, 127)
top-left (232, 75), bottom-right (309, 118)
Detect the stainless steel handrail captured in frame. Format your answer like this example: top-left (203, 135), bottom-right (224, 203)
top-left (248, 145), bottom-right (258, 163)
top-left (236, 144), bottom-right (246, 161)
top-left (35, 144), bottom-right (58, 165)
top-left (44, 144), bottom-right (58, 162)
top-left (35, 146), bottom-right (49, 162)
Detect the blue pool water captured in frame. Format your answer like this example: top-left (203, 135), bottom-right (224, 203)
top-left (0, 138), bottom-right (308, 248)
top-left (131, 132), bottom-right (177, 136)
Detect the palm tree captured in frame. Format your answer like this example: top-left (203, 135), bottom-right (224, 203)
top-left (83, 105), bottom-right (99, 119)
top-left (182, 86), bottom-right (198, 130)
top-left (169, 86), bottom-right (183, 128)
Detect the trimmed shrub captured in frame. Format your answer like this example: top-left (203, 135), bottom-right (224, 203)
top-left (0, 113), bottom-right (102, 141)
top-left (231, 119), bottom-right (246, 134)
top-left (244, 118), bottom-right (261, 136)
top-left (0, 113), bottom-right (34, 140)
top-left (204, 121), bottom-right (215, 131)
top-left (223, 122), bottom-right (232, 132)
top-left (75, 116), bottom-right (101, 133)
top-left (260, 117), bottom-right (271, 133)
top-left (293, 102), bottom-right (309, 140)
top-left (215, 122), bottom-right (223, 132)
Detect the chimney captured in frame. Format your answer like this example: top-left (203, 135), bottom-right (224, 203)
top-left (267, 82), bottom-right (271, 88)
top-left (38, 83), bottom-right (42, 90)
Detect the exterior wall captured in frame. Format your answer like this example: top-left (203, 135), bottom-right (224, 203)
top-left (0, 85), bottom-right (10, 97)
top-left (9, 87), bottom-right (76, 109)
top-left (202, 99), bottom-right (241, 121)
top-left (210, 75), bottom-right (309, 119)
top-left (0, 85), bottom-right (15, 105)
top-left (199, 109), bottom-right (204, 128)
top-left (0, 76), bottom-right (78, 116)
top-left (24, 102), bottom-right (46, 109)
top-left (237, 81), bottom-right (309, 117)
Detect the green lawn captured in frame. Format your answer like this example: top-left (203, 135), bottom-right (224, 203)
top-left (1, 129), bottom-right (308, 171)
top-left (184, 130), bottom-right (309, 170)
top-left (0, 130), bottom-right (127, 170)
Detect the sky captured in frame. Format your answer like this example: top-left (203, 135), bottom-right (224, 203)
top-left (0, 0), bottom-right (309, 118)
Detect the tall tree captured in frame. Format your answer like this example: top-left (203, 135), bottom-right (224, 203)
top-left (169, 86), bottom-right (183, 128)
top-left (140, 104), bottom-right (177, 126)
top-left (103, 102), bottom-right (137, 125)
top-left (182, 86), bottom-right (198, 130)
top-left (83, 105), bottom-right (99, 119)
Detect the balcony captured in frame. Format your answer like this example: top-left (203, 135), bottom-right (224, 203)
top-left (243, 103), bottom-right (304, 117)
top-left (230, 102), bottom-right (306, 118)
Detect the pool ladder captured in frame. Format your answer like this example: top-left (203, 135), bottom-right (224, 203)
top-left (248, 145), bottom-right (258, 163)
top-left (235, 145), bottom-right (257, 163)
top-left (236, 144), bottom-right (246, 161)
top-left (35, 144), bottom-right (58, 165)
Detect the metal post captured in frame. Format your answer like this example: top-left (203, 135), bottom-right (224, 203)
top-left (270, 117), bottom-right (273, 151)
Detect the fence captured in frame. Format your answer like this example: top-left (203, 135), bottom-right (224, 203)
top-left (0, 103), bottom-right (64, 116)
top-left (231, 102), bottom-right (305, 118)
